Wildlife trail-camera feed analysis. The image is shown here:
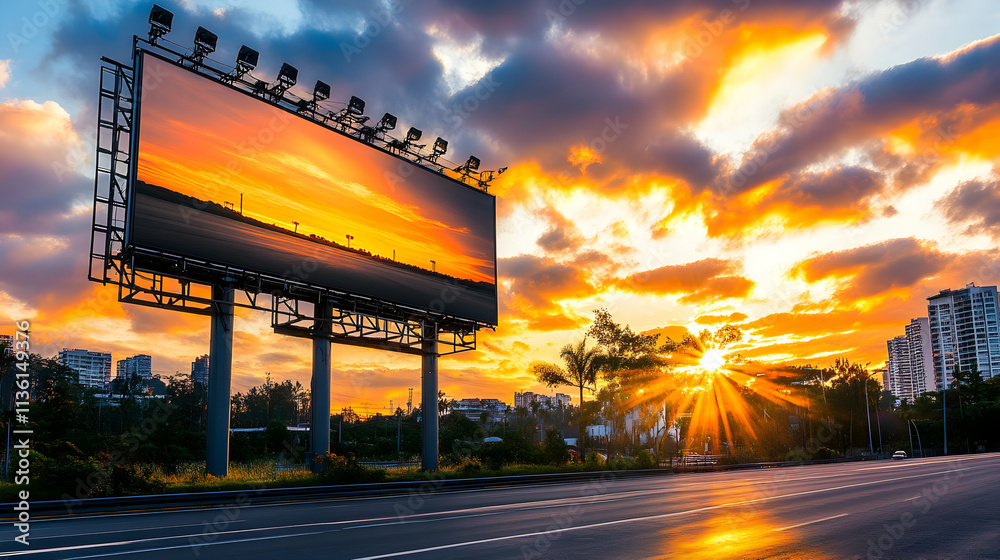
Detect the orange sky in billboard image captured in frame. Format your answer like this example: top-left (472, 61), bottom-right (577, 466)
top-left (135, 54), bottom-right (495, 286)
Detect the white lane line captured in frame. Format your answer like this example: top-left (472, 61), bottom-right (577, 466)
top-left (859, 456), bottom-right (987, 471)
top-left (62, 531), bottom-right (329, 559)
top-left (350, 465), bottom-right (985, 559)
top-left (772, 513), bottom-right (849, 532)
top-left (32, 520), bottom-right (247, 541)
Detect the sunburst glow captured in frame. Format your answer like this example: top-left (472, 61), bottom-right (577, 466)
top-left (699, 348), bottom-right (727, 372)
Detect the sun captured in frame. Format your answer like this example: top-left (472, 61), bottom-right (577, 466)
top-left (699, 348), bottom-right (727, 372)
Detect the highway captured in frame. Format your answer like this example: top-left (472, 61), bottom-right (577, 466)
top-left (2, 454), bottom-right (998, 559)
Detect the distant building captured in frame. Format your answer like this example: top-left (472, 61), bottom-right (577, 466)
top-left (453, 398), bottom-right (507, 422)
top-left (0, 334), bottom-right (12, 356)
top-left (58, 348), bottom-right (112, 389)
top-left (191, 354), bottom-right (210, 385)
top-left (116, 354), bottom-right (152, 380)
top-left (514, 391), bottom-right (571, 409)
top-left (927, 283), bottom-right (1000, 388)
top-left (514, 391), bottom-right (537, 409)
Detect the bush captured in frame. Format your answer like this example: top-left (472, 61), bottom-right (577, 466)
top-left (542, 430), bottom-right (569, 465)
top-left (315, 453), bottom-right (386, 485)
top-left (585, 452), bottom-right (604, 468)
top-left (100, 463), bottom-right (168, 497)
top-left (634, 450), bottom-right (655, 469)
top-left (457, 457), bottom-right (482, 474)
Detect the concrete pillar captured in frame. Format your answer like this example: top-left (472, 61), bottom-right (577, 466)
top-left (206, 285), bottom-right (234, 477)
top-left (421, 333), bottom-right (439, 471)
top-left (310, 298), bottom-right (333, 472)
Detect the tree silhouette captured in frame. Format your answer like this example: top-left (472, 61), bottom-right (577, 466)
top-left (532, 339), bottom-right (603, 438)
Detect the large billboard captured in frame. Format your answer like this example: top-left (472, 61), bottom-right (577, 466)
top-left (129, 52), bottom-right (497, 325)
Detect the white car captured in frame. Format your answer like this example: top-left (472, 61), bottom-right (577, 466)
top-left (892, 451), bottom-right (907, 460)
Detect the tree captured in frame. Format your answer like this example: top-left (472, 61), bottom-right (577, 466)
top-left (587, 309), bottom-right (660, 378)
top-left (532, 339), bottom-right (602, 438)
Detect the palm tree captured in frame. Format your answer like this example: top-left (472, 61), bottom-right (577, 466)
top-left (532, 339), bottom-right (603, 438)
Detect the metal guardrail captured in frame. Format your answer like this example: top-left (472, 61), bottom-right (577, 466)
top-left (0, 468), bottom-right (669, 520)
top-left (0, 456), bottom-right (878, 520)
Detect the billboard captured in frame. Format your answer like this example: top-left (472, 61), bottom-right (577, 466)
top-left (129, 52), bottom-right (497, 325)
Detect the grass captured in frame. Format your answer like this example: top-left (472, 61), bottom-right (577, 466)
top-left (0, 457), bottom-right (645, 502)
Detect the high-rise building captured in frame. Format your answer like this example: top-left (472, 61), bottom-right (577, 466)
top-left (116, 354), bottom-right (152, 380)
top-left (58, 348), bottom-right (112, 389)
top-left (191, 355), bottom-right (210, 385)
top-left (0, 334), bottom-right (12, 356)
top-left (927, 283), bottom-right (1000, 389)
top-left (555, 393), bottom-right (572, 407)
top-left (886, 336), bottom-right (914, 402)
top-left (905, 317), bottom-right (935, 396)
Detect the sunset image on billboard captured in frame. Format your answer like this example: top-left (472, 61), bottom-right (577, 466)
top-left (130, 53), bottom-right (497, 324)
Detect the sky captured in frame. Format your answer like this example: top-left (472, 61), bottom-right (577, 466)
top-left (1, 0), bottom-right (999, 416)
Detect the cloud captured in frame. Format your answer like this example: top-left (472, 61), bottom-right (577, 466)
top-left (694, 311), bottom-right (748, 325)
top-left (939, 175), bottom-right (1000, 239)
top-left (617, 258), bottom-right (754, 304)
top-left (535, 207), bottom-right (585, 253)
top-left (498, 254), bottom-right (594, 330)
top-left (727, 34), bottom-right (1000, 191)
top-left (0, 60), bottom-right (10, 88)
top-left (791, 238), bottom-right (954, 300)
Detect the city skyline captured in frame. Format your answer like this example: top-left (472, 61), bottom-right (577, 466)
top-left (1, 1), bottom-right (999, 411)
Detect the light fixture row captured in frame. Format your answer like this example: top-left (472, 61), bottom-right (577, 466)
top-left (146, 4), bottom-right (501, 188)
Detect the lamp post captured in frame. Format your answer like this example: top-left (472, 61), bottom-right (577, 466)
top-left (909, 419), bottom-right (923, 458)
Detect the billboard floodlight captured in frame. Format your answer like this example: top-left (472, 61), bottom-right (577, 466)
top-left (456, 155), bottom-right (480, 173)
top-left (278, 63), bottom-right (298, 88)
top-left (314, 80), bottom-right (331, 102)
top-left (348, 96), bottom-right (365, 116)
top-left (296, 99), bottom-right (312, 113)
top-left (426, 137), bottom-right (448, 163)
top-left (377, 113), bottom-right (397, 132)
top-left (194, 27), bottom-right (218, 55)
top-left (148, 4), bottom-right (173, 43)
top-left (406, 127), bottom-right (422, 142)
top-left (236, 45), bottom-right (259, 76)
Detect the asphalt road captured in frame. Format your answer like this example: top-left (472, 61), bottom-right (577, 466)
top-left (3, 454), bottom-right (999, 559)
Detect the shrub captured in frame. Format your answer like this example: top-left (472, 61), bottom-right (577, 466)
top-left (634, 450), bottom-right (655, 469)
top-left (315, 453), bottom-right (386, 485)
top-left (542, 430), bottom-right (570, 465)
top-left (585, 452), bottom-right (604, 468)
top-left (457, 457), bottom-right (482, 474)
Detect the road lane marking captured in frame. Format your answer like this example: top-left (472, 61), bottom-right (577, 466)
top-left (772, 513), bottom-right (849, 532)
top-left (32, 520), bottom-right (247, 541)
top-left (62, 531), bottom-right (330, 559)
top-left (859, 456), bottom-right (988, 470)
top-left (349, 465), bottom-right (986, 559)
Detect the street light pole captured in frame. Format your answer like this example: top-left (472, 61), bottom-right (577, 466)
top-left (910, 419), bottom-right (924, 458)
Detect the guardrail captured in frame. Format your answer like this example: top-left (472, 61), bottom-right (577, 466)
top-left (0, 468), bottom-right (668, 520)
top-left (0, 455), bottom-right (879, 520)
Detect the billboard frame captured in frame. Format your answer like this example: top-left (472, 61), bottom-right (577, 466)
top-left (89, 37), bottom-right (498, 355)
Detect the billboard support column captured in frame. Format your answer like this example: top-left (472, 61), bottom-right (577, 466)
top-left (206, 285), bottom-right (235, 477)
top-left (310, 298), bottom-right (333, 473)
top-left (421, 328), bottom-right (439, 471)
